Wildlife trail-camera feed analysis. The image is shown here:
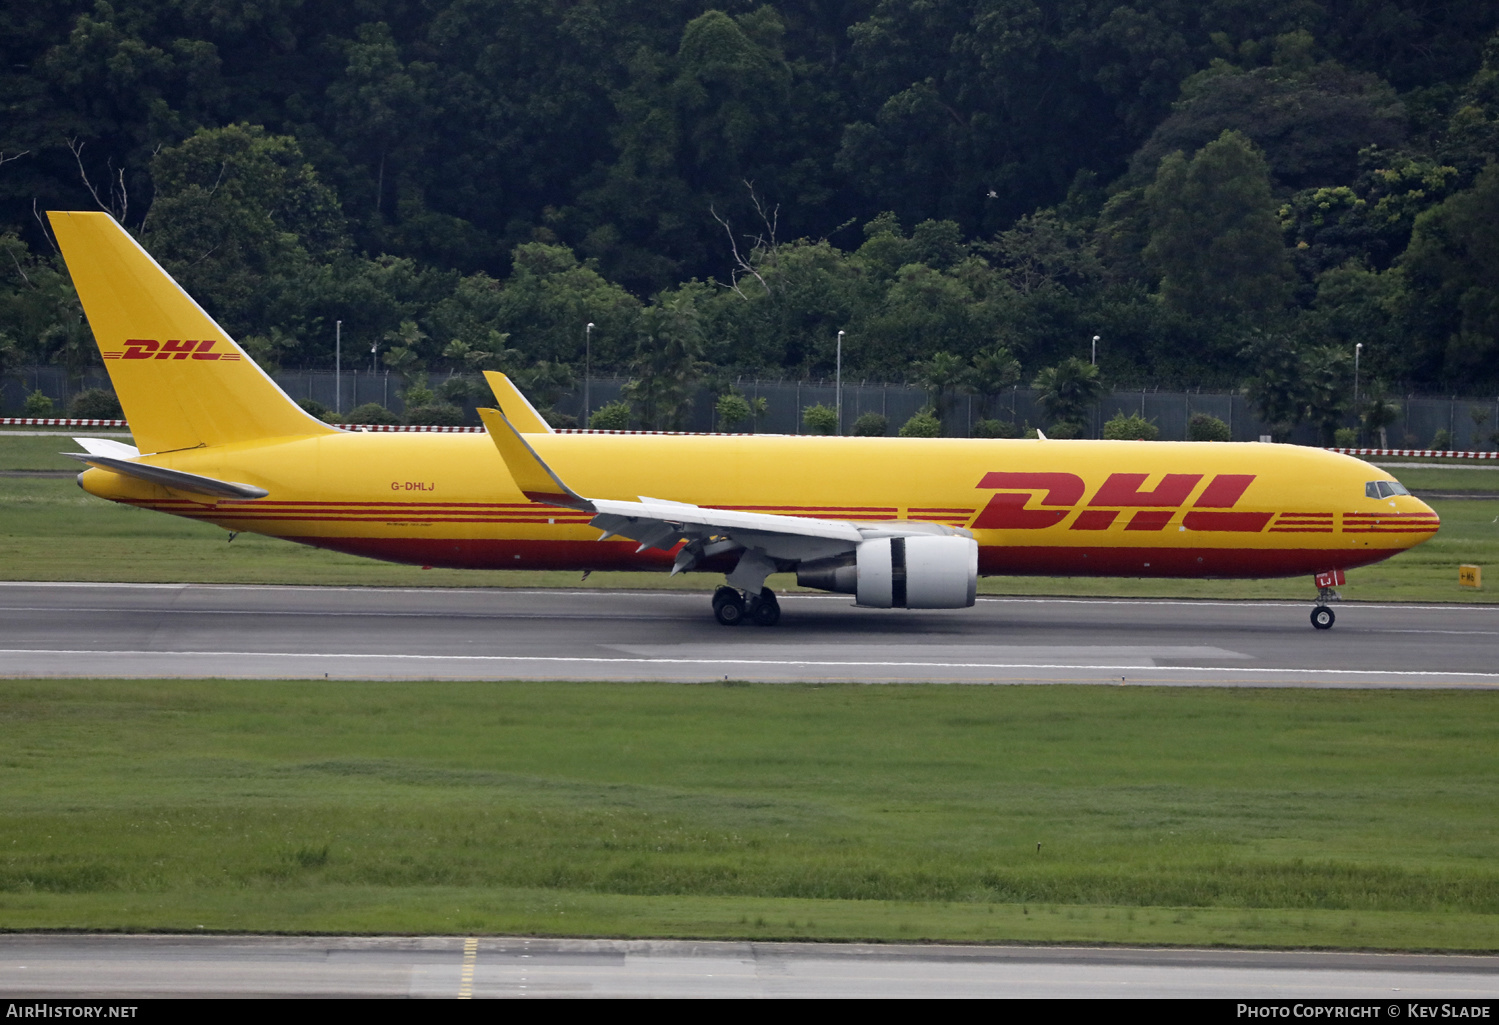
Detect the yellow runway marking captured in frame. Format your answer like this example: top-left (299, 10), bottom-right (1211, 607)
top-left (459, 936), bottom-right (477, 999)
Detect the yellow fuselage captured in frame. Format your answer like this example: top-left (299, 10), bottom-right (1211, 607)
top-left (79, 432), bottom-right (1437, 579)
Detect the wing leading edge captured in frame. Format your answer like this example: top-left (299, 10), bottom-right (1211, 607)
top-left (476, 406), bottom-right (968, 592)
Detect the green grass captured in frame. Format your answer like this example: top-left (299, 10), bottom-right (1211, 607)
top-left (0, 432), bottom-right (133, 471)
top-left (2, 433), bottom-right (1494, 600)
top-left (1382, 467), bottom-right (1499, 492)
top-left (3, 680), bottom-right (1499, 949)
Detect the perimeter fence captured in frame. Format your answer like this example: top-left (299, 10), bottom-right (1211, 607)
top-left (4, 366), bottom-right (1497, 450)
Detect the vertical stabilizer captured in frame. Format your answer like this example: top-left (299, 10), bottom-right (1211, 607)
top-left (48, 211), bottom-right (336, 454)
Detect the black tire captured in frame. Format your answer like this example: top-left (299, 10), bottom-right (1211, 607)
top-left (713, 588), bottom-right (746, 626)
top-left (1311, 606), bottom-right (1335, 630)
top-left (751, 589), bottom-right (781, 627)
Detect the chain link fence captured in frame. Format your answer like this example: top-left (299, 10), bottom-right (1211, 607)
top-left (5, 366), bottom-right (1498, 449)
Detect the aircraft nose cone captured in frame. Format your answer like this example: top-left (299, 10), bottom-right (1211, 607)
top-left (1416, 496), bottom-right (1440, 530)
top-left (1396, 494), bottom-right (1441, 546)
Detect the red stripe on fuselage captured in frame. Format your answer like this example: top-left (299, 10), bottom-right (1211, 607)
top-left (274, 534), bottom-right (1400, 579)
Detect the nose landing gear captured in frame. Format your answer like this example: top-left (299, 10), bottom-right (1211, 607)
top-left (1310, 569), bottom-right (1345, 630)
top-left (712, 586), bottom-right (780, 627)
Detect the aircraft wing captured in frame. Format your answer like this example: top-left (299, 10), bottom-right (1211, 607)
top-left (477, 407), bottom-right (959, 579)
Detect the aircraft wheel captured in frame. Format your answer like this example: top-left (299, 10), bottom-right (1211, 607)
top-left (713, 587), bottom-right (747, 627)
top-left (1311, 606), bottom-right (1335, 630)
top-left (751, 589), bottom-right (781, 627)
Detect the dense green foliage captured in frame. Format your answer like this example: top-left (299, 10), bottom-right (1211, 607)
top-left (4, 1), bottom-right (1499, 424)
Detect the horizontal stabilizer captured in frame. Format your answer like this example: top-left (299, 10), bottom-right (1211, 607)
top-left (64, 452), bottom-right (268, 500)
top-left (71, 437), bottom-right (140, 459)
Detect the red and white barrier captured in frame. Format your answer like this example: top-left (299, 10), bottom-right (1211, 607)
top-left (338, 423), bottom-right (482, 432)
top-left (3, 418), bottom-right (1496, 453)
top-left (1328, 447), bottom-right (1498, 460)
top-left (0, 417), bottom-right (129, 428)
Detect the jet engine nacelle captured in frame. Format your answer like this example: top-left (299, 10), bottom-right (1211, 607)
top-left (796, 535), bottom-right (978, 609)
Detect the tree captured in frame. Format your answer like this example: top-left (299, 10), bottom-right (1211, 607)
top-left (716, 392), bottom-right (751, 432)
top-left (513, 360), bottom-right (577, 418)
top-left (898, 409), bottom-right (941, 438)
top-left (1239, 331), bottom-right (1306, 442)
top-left (1188, 413), bottom-right (1232, 442)
top-left (1143, 131), bottom-right (1293, 330)
top-left (0, 232), bottom-right (95, 372)
top-left (1359, 388), bottom-right (1403, 448)
top-left (1399, 163), bottom-right (1499, 389)
top-left (325, 22), bottom-right (426, 228)
top-left (623, 288), bottom-right (706, 430)
top-left (1131, 45), bottom-right (1406, 193)
top-left (911, 350), bottom-right (967, 422)
top-left (802, 404), bottom-right (838, 435)
top-left (1032, 357), bottom-right (1104, 432)
top-left (1301, 346), bottom-right (1353, 445)
top-left (852, 412), bottom-right (888, 437)
top-left (1102, 412), bottom-right (1159, 440)
top-left (589, 401), bottom-right (631, 431)
top-left (965, 345), bottom-right (1021, 418)
top-left (68, 389), bottom-right (122, 420)
top-left (146, 124), bottom-right (347, 340)
top-left (347, 402), bottom-right (400, 426)
top-left (476, 243), bottom-right (643, 370)
top-left (381, 320), bottom-right (427, 393)
top-left (973, 418), bottom-right (1020, 438)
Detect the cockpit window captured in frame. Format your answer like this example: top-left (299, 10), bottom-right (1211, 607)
top-left (1365, 480), bottom-right (1411, 498)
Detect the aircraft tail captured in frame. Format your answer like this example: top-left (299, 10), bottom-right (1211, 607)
top-left (47, 211), bottom-right (336, 455)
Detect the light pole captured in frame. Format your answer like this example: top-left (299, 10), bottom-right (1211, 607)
top-left (370, 338), bottom-right (378, 375)
top-left (1091, 335), bottom-right (1099, 365)
top-left (836, 330), bottom-right (844, 435)
top-left (1354, 342), bottom-right (1363, 443)
top-left (335, 320), bottom-right (342, 415)
top-left (584, 322), bottom-right (595, 428)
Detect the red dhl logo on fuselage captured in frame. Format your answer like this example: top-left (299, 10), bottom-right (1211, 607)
top-left (973, 471), bottom-right (1274, 533)
top-left (104, 339), bottom-right (241, 361)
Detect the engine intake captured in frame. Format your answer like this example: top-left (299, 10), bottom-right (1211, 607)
top-left (797, 535), bottom-right (977, 609)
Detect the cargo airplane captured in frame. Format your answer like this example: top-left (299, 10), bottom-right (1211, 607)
top-left (49, 211), bottom-right (1439, 629)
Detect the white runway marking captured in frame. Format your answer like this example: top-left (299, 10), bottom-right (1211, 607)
top-left (3, 935), bottom-right (1499, 999)
top-left (4, 648), bottom-right (1498, 685)
top-left (607, 643), bottom-right (1254, 664)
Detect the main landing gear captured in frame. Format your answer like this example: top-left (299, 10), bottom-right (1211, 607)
top-left (712, 585), bottom-right (781, 627)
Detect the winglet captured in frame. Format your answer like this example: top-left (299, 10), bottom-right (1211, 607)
top-left (478, 406), bottom-right (591, 510)
top-left (482, 372), bottom-right (554, 434)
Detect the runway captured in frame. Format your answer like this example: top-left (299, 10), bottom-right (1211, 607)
top-left (3, 934), bottom-right (1499, 998)
top-left (1, 581), bottom-right (1496, 686)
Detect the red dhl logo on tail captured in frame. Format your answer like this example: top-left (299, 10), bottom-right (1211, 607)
top-left (972, 472), bottom-right (1273, 533)
top-left (105, 339), bottom-right (241, 361)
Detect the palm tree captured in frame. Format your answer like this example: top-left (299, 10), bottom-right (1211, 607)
top-left (1032, 357), bottom-right (1104, 432)
top-left (965, 345), bottom-right (1021, 418)
top-left (912, 351), bottom-right (968, 423)
top-left (1360, 387), bottom-right (1402, 448)
top-left (623, 292), bottom-right (705, 430)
